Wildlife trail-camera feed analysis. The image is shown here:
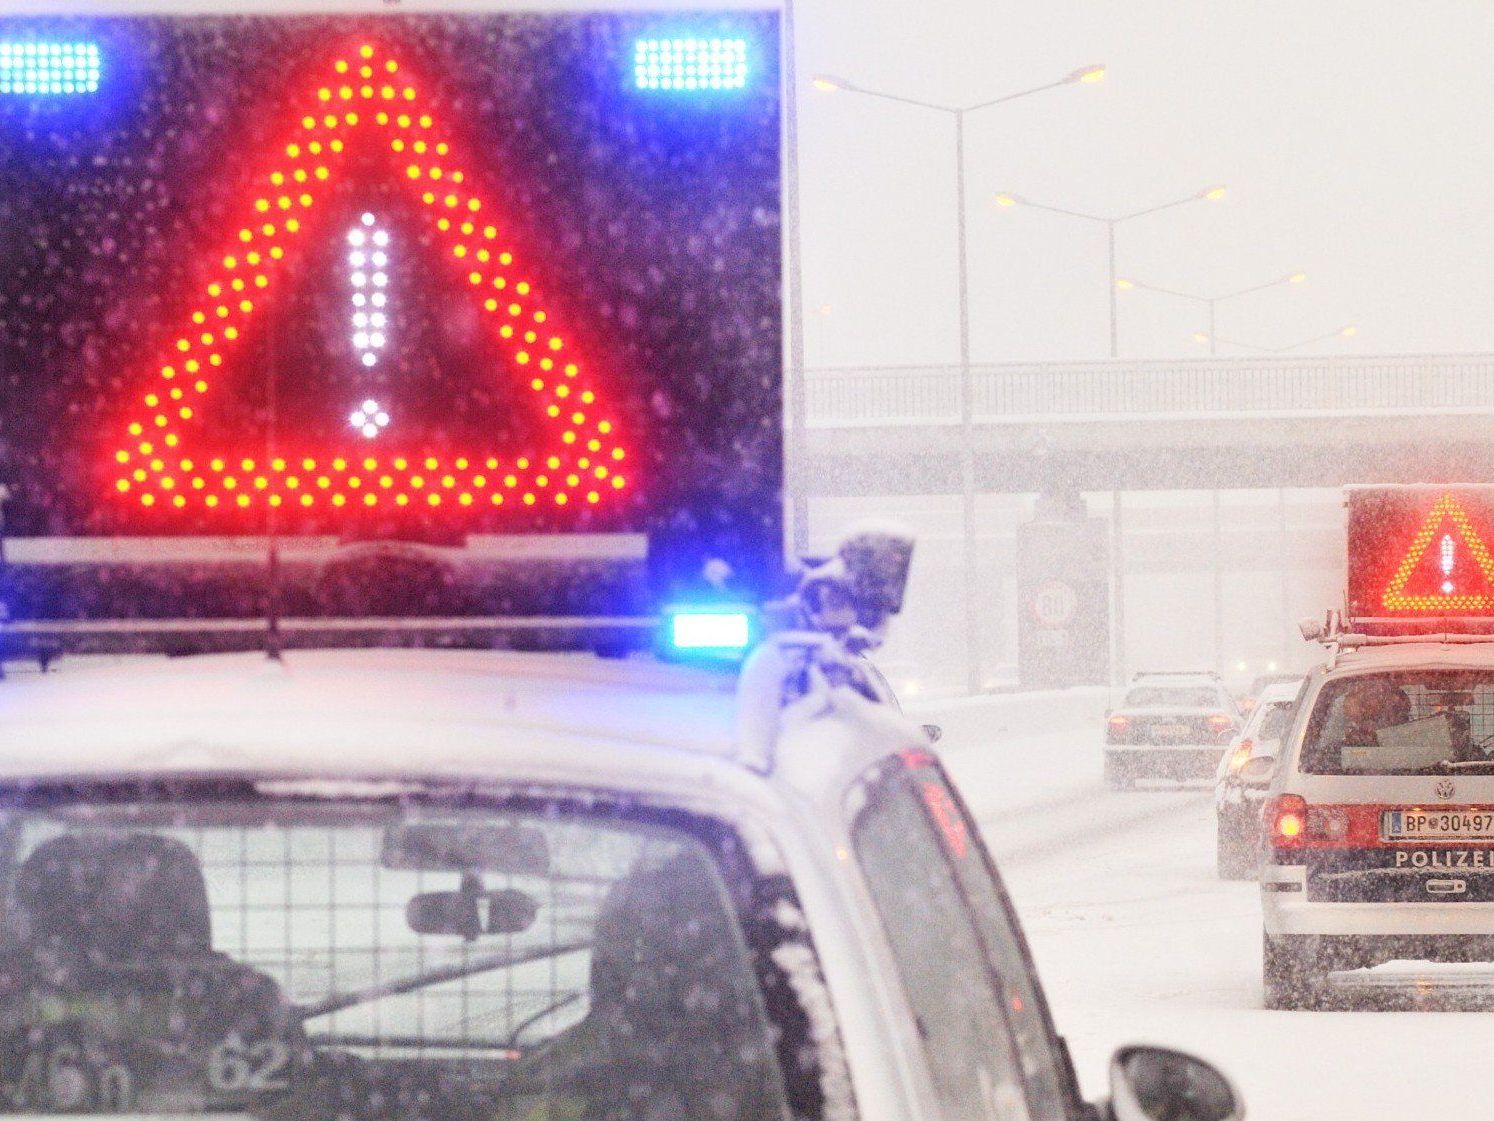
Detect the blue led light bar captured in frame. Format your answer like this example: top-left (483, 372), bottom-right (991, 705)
top-left (669, 608), bottom-right (753, 651)
top-left (0, 42), bottom-right (101, 95)
top-left (634, 37), bottom-right (747, 92)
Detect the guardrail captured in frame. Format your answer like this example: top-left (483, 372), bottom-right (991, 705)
top-left (805, 354), bottom-right (1494, 426)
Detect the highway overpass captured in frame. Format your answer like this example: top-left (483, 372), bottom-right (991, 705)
top-left (800, 353), bottom-right (1494, 495)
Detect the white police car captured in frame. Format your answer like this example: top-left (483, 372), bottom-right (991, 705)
top-left (1261, 485), bottom-right (1494, 1008)
top-left (0, 534), bottom-right (1243, 1121)
top-left (1260, 633), bottom-right (1494, 1008)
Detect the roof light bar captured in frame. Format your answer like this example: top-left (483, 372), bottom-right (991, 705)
top-left (668, 607), bottom-right (753, 652)
top-left (0, 42), bottom-right (100, 95)
top-left (633, 37), bottom-right (747, 92)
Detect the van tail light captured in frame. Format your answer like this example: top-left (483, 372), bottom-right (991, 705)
top-left (1106, 714), bottom-right (1130, 741)
top-left (1266, 797), bottom-right (1354, 850)
top-left (1228, 739), bottom-right (1254, 774)
top-left (1267, 794), bottom-right (1308, 849)
top-left (1207, 713), bottom-right (1234, 741)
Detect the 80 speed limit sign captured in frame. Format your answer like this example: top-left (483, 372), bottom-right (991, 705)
top-left (1030, 580), bottom-right (1079, 628)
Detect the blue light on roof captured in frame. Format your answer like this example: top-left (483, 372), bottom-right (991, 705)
top-left (633, 37), bottom-right (747, 92)
top-left (669, 608), bottom-right (753, 652)
top-left (0, 42), bottom-right (101, 95)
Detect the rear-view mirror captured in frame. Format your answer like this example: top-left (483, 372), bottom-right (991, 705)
top-left (383, 822), bottom-right (549, 875)
top-left (1109, 1044), bottom-right (1241, 1121)
top-left (407, 885), bottom-right (538, 940)
top-left (1238, 756), bottom-right (1275, 786)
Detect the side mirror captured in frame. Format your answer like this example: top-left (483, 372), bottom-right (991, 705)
top-left (1238, 756), bottom-right (1275, 787)
top-left (1109, 1045), bottom-right (1242, 1121)
top-left (921, 724), bottom-right (943, 744)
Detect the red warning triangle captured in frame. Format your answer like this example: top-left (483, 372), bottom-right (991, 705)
top-left (110, 42), bottom-right (629, 516)
top-left (1381, 492), bottom-right (1494, 611)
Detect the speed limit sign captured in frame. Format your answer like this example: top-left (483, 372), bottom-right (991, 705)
top-left (1030, 579), bottom-right (1079, 628)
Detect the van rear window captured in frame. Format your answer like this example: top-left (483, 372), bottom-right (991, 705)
top-left (1300, 671), bottom-right (1494, 774)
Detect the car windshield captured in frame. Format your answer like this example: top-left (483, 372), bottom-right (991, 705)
top-left (1123, 686), bottom-right (1220, 708)
top-left (0, 788), bottom-right (797, 1121)
top-left (1301, 671), bottom-right (1494, 774)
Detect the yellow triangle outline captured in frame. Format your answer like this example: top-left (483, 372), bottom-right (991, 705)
top-left (110, 41), bottom-right (629, 516)
top-left (1381, 492), bottom-right (1494, 611)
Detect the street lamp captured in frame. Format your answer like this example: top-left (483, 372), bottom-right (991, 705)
top-left (1117, 271), bottom-right (1307, 356)
top-left (1201, 323), bottom-right (1357, 353)
top-left (994, 185), bottom-right (1227, 357)
top-left (812, 64), bottom-right (1104, 695)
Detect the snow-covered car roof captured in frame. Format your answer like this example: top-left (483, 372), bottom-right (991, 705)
top-left (1253, 681), bottom-right (1302, 706)
top-left (0, 649), bottom-right (767, 788)
top-left (1325, 640), bottom-right (1494, 675)
top-left (1129, 671), bottom-right (1221, 683)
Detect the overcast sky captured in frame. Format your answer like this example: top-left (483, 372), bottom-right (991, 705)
top-left (793, 0), bottom-right (1494, 368)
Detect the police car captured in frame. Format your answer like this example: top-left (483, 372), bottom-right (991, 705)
top-left (1103, 672), bottom-right (1241, 790)
top-left (1261, 485), bottom-right (1494, 1009)
top-left (0, 530), bottom-right (1246, 1121)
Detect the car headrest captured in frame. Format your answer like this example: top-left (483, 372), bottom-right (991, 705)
top-left (589, 851), bottom-right (748, 1023)
top-left (10, 832), bottom-right (213, 959)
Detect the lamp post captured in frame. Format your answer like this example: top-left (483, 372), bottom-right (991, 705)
top-left (1203, 323), bottom-right (1357, 353)
top-left (993, 186), bottom-right (1227, 357)
top-left (813, 63), bottom-right (1105, 695)
top-left (1117, 272), bottom-right (1307, 356)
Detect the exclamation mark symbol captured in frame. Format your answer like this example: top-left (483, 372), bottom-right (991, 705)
top-left (1441, 533), bottom-right (1455, 595)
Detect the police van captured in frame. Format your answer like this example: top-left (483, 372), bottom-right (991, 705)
top-left (1260, 485), bottom-right (1494, 1009)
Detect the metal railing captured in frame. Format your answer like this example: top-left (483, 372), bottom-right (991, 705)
top-left (806, 354), bottom-right (1494, 426)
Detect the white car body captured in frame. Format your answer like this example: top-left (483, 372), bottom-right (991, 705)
top-left (1260, 640), bottom-right (1494, 1007)
top-left (0, 642), bottom-right (1245, 1119)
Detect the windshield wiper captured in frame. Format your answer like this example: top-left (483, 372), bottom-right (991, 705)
top-left (1433, 759), bottom-right (1494, 774)
top-left (299, 940), bottom-right (590, 1021)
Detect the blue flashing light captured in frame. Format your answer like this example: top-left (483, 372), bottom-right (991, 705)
top-left (633, 37), bottom-right (747, 92)
top-left (669, 607), bottom-right (753, 652)
top-left (0, 42), bottom-right (101, 95)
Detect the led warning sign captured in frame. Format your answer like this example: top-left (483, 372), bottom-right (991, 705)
top-left (110, 40), bottom-right (631, 516)
top-left (0, 12), bottom-right (782, 573)
top-left (1347, 486), bottom-right (1494, 618)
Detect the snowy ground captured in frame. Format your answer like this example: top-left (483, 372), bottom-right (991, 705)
top-left (917, 690), bottom-right (1489, 1121)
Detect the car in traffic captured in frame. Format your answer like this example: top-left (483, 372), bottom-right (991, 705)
top-left (1235, 672), bottom-right (1302, 719)
top-left (1261, 633), bottom-right (1494, 1009)
top-left (1214, 680), bottom-right (1302, 878)
top-left (0, 628), bottom-right (1244, 1121)
top-left (1104, 672), bottom-right (1242, 790)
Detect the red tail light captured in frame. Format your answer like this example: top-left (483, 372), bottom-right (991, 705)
top-left (1207, 713), bottom-right (1234, 741)
top-left (1106, 714), bottom-right (1130, 739)
top-left (1267, 794), bottom-right (1308, 849)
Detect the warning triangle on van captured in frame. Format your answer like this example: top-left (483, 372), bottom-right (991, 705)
top-left (110, 41), bottom-right (629, 518)
top-left (1381, 492), bottom-right (1494, 611)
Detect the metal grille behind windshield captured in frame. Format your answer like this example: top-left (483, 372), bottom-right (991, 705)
top-left (0, 794), bottom-right (793, 1121)
top-left (1300, 671), bottom-right (1494, 774)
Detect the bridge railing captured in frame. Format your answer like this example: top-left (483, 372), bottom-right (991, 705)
top-left (805, 354), bottom-right (1494, 426)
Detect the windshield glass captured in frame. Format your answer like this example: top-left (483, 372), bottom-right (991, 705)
top-left (1123, 686), bottom-right (1220, 708)
top-left (0, 791), bottom-right (793, 1121)
top-left (1301, 671), bottom-right (1494, 774)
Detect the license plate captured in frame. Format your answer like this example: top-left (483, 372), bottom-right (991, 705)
top-left (1381, 809), bottom-right (1494, 842)
top-left (1152, 723), bottom-right (1190, 739)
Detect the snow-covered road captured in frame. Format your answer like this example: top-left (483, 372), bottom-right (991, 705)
top-left (920, 690), bottom-right (1489, 1121)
